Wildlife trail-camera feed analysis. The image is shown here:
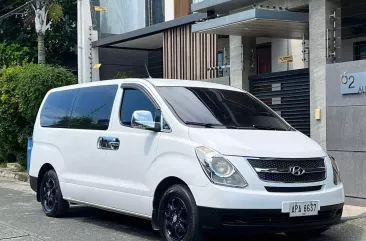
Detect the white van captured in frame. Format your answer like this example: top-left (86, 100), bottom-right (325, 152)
top-left (29, 78), bottom-right (344, 240)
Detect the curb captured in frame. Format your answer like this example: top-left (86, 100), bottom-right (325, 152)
top-left (0, 169), bottom-right (29, 182)
top-left (341, 212), bottom-right (366, 222)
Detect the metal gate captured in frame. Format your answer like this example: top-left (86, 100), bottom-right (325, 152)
top-left (250, 69), bottom-right (310, 136)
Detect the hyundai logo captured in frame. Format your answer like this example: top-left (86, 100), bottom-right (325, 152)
top-left (289, 166), bottom-right (305, 176)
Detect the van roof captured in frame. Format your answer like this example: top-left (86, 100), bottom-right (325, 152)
top-left (49, 78), bottom-right (245, 93)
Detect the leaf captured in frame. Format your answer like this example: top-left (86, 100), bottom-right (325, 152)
top-left (48, 2), bottom-right (63, 22)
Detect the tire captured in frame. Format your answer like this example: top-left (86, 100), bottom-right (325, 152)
top-left (39, 169), bottom-right (69, 217)
top-left (158, 185), bottom-right (203, 241)
top-left (286, 228), bottom-right (328, 239)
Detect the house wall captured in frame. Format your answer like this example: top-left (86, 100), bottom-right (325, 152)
top-left (326, 60), bottom-right (366, 206)
top-left (256, 37), bottom-right (309, 73)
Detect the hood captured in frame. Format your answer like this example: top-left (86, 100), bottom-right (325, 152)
top-left (188, 128), bottom-right (325, 158)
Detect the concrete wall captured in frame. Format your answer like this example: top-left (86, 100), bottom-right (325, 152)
top-left (342, 37), bottom-right (366, 62)
top-left (256, 37), bottom-right (309, 73)
top-left (165, 0), bottom-right (175, 21)
top-left (326, 60), bottom-right (366, 206)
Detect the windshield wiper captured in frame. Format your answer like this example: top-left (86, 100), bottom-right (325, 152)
top-left (226, 126), bottom-right (255, 130)
top-left (184, 121), bottom-right (225, 128)
top-left (252, 125), bottom-right (287, 131)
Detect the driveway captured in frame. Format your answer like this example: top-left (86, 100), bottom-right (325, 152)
top-left (0, 178), bottom-right (365, 241)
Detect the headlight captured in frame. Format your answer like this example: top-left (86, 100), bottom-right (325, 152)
top-left (195, 146), bottom-right (247, 188)
top-left (329, 154), bottom-right (341, 185)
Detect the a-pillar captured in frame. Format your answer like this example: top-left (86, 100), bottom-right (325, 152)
top-left (309, 0), bottom-right (341, 148)
top-left (229, 36), bottom-right (256, 91)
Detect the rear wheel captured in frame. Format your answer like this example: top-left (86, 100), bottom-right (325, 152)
top-left (40, 169), bottom-right (69, 217)
top-left (158, 185), bottom-right (203, 241)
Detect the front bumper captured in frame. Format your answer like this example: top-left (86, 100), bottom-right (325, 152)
top-left (199, 203), bottom-right (343, 234)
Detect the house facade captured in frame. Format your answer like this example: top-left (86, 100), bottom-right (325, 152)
top-left (78, 0), bottom-right (366, 206)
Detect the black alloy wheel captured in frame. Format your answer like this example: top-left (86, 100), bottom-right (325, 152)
top-left (40, 169), bottom-right (69, 217)
top-left (158, 185), bottom-right (203, 241)
top-left (42, 178), bottom-right (57, 212)
top-left (164, 197), bottom-right (189, 240)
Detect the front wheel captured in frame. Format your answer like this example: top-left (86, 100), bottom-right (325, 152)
top-left (40, 169), bottom-right (69, 217)
top-left (158, 185), bottom-right (203, 241)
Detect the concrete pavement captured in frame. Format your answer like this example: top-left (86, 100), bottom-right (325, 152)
top-left (0, 178), bottom-right (366, 241)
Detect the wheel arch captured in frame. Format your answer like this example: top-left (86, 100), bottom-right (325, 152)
top-left (151, 176), bottom-right (189, 230)
top-left (36, 163), bottom-right (55, 202)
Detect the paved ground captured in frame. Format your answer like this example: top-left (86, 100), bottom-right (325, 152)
top-left (0, 178), bottom-right (366, 241)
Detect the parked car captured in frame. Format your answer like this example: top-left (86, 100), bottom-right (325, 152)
top-left (29, 78), bottom-right (344, 241)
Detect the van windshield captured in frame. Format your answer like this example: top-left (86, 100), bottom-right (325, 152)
top-left (157, 87), bottom-right (293, 131)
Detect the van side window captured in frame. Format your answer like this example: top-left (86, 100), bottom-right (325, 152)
top-left (40, 89), bottom-right (77, 128)
top-left (121, 88), bottom-right (156, 126)
top-left (69, 85), bottom-right (118, 130)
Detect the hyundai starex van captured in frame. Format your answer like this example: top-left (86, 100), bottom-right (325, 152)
top-left (29, 78), bottom-right (344, 241)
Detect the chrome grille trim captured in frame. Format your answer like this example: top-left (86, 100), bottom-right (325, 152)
top-left (254, 167), bottom-right (326, 174)
top-left (247, 157), bottom-right (327, 183)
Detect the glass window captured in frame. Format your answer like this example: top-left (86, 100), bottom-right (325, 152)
top-left (121, 88), bottom-right (156, 126)
top-left (69, 85), bottom-right (118, 130)
top-left (40, 89), bottom-right (77, 128)
top-left (97, 0), bottom-right (146, 37)
top-left (146, 0), bottom-right (165, 25)
top-left (157, 87), bottom-right (292, 131)
top-left (354, 41), bottom-right (366, 60)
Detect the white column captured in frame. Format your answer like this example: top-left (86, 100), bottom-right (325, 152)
top-left (229, 36), bottom-right (256, 91)
top-left (309, 0), bottom-right (340, 148)
top-left (77, 0), bottom-right (100, 83)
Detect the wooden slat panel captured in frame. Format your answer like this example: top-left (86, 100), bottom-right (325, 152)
top-left (163, 25), bottom-right (217, 80)
top-left (174, 0), bottom-right (190, 19)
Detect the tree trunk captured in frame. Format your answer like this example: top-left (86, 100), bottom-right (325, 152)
top-left (37, 33), bottom-right (46, 64)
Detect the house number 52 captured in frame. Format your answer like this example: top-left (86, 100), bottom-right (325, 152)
top-left (341, 75), bottom-right (355, 89)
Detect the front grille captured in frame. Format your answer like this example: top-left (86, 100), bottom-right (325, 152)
top-left (247, 158), bottom-right (326, 183)
top-left (258, 172), bottom-right (326, 183)
top-left (265, 185), bottom-right (323, 193)
top-left (248, 158), bottom-right (325, 169)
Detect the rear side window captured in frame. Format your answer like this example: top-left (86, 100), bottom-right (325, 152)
top-left (121, 88), bottom-right (156, 126)
top-left (40, 89), bottom-right (77, 128)
top-left (69, 85), bottom-right (118, 130)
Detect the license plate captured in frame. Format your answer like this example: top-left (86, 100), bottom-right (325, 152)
top-left (289, 201), bottom-right (318, 217)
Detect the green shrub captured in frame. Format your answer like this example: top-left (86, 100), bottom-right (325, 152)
top-left (0, 43), bottom-right (31, 67)
top-left (0, 63), bottom-right (77, 166)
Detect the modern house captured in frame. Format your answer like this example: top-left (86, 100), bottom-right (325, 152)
top-left (78, 0), bottom-right (366, 206)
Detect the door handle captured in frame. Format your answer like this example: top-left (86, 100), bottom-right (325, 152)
top-left (109, 141), bottom-right (120, 149)
top-left (97, 137), bottom-right (120, 150)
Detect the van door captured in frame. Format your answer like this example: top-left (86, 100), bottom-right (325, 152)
top-left (101, 84), bottom-right (161, 217)
top-left (60, 85), bottom-right (119, 203)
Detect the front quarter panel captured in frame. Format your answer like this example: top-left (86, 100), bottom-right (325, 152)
top-left (147, 132), bottom-right (209, 197)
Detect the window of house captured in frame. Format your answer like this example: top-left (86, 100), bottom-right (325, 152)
top-left (69, 85), bottom-right (118, 130)
top-left (120, 88), bottom-right (157, 126)
top-left (354, 41), bottom-right (366, 60)
top-left (218, 50), bottom-right (224, 77)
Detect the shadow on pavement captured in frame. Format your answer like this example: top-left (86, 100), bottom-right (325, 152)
top-left (60, 205), bottom-right (364, 241)
top-left (62, 205), bottom-right (160, 240)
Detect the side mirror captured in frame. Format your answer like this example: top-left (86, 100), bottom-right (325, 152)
top-left (131, 110), bottom-right (161, 132)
